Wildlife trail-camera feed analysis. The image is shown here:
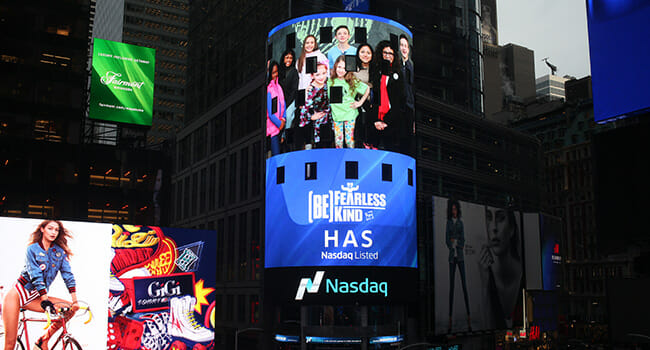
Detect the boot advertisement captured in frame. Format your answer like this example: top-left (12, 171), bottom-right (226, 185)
top-left (108, 224), bottom-right (216, 350)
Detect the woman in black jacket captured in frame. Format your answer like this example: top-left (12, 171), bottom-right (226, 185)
top-left (278, 49), bottom-right (299, 150)
top-left (367, 40), bottom-right (404, 152)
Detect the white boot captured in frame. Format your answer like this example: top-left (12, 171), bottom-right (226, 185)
top-left (168, 295), bottom-right (214, 342)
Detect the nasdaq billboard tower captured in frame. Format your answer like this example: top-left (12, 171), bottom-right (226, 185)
top-left (264, 13), bottom-right (417, 348)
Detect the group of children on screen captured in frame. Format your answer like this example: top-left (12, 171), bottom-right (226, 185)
top-left (266, 25), bottom-right (415, 156)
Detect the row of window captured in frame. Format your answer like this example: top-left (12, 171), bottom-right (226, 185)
top-left (144, 0), bottom-right (190, 11)
top-left (156, 71), bottom-right (186, 84)
top-left (124, 15), bottom-right (189, 35)
top-left (174, 142), bottom-right (262, 221)
top-left (179, 89), bottom-right (262, 170)
top-left (125, 3), bottom-right (190, 24)
top-left (216, 294), bottom-right (260, 324)
top-left (123, 30), bottom-right (188, 48)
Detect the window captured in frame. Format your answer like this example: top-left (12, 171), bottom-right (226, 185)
top-left (305, 162), bottom-right (317, 180)
top-left (382, 164), bottom-right (392, 182)
top-left (229, 154), bottom-right (237, 203)
top-left (209, 163), bottom-right (216, 211)
top-left (239, 213), bottom-right (247, 280)
top-left (276, 166), bottom-right (285, 184)
top-left (218, 158), bottom-right (226, 208)
top-left (199, 168), bottom-right (207, 214)
top-left (345, 161), bottom-right (358, 179)
top-left (240, 148), bottom-right (248, 200)
top-left (191, 173), bottom-right (198, 216)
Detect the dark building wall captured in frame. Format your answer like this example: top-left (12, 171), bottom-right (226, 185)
top-left (483, 43), bottom-right (536, 123)
top-left (122, 0), bottom-right (189, 145)
top-left (511, 77), bottom-right (625, 330)
top-left (503, 43), bottom-right (535, 101)
top-left (0, 1), bottom-right (91, 144)
top-left (483, 44), bottom-right (503, 118)
top-left (565, 76), bottom-right (592, 103)
top-left (0, 1), bottom-right (169, 224)
top-left (186, 0), bottom-right (289, 123)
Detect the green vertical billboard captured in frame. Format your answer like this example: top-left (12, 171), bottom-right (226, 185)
top-left (89, 38), bottom-right (155, 126)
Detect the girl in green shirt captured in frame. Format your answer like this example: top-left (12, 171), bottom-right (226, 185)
top-left (329, 55), bottom-right (370, 148)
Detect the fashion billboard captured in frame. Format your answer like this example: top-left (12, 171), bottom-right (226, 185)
top-left (89, 38), bottom-right (155, 126)
top-left (432, 196), bottom-right (528, 334)
top-left (587, 0), bottom-right (650, 123)
top-left (265, 149), bottom-right (416, 268)
top-left (0, 218), bottom-right (216, 350)
top-left (0, 217), bottom-right (112, 349)
top-left (265, 13), bottom-right (415, 155)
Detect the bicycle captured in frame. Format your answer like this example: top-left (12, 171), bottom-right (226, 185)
top-left (13, 301), bottom-right (92, 350)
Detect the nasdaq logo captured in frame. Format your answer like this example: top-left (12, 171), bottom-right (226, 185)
top-left (295, 271), bottom-right (325, 300)
top-left (295, 271), bottom-right (389, 300)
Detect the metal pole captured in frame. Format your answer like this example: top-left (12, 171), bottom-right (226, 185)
top-left (522, 289), bottom-right (527, 330)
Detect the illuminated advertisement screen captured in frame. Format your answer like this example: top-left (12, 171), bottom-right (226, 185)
top-left (265, 267), bottom-right (418, 304)
top-left (540, 214), bottom-right (562, 291)
top-left (587, 0), bottom-right (650, 123)
top-left (0, 217), bottom-right (112, 349)
top-left (432, 196), bottom-right (528, 334)
top-left (108, 225), bottom-right (216, 350)
top-left (265, 148), bottom-right (417, 304)
top-left (266, 149), bottom-right (416, 268)
top-left (89, 38), bottom-right (155, 126)
top-left (0, 218), bottom-right (216, 350)
top-left (265, 13), bottom-right (415, 155)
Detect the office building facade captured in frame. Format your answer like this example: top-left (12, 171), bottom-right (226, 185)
top-left (536, 74), bottom-right (568, 101)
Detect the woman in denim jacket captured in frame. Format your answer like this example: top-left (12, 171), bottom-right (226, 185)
top-left (2, 220), bottom-right (78, 350)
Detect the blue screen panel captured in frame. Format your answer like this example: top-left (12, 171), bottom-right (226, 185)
top-left (587, 0), bottom-right (650, 122)
top-left (265, 149), bottom-right (416, 268)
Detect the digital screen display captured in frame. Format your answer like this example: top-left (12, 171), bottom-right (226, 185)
top-left (0, 217), bottom-right (216, 350)
top-left (369, 335), bottom-right (403, 344)
top-left (265, 13), bottom-right (415, 154)
top-left (108, 225), bottom-right (216, 350)
top-left (540, 214), bottom-right (562, 290)
top-left (265, 149), bottom-right (416, 268)
top-left (89, 38), bottom-right (155, 126)
top-left (587, 0), bottom-right (650, 123)
top-left (432, 196), bottom-right (528, 334)
top-left (0, 217), bottom-right (112, 349)
top-left (265, 267), bottom-right (418, 304)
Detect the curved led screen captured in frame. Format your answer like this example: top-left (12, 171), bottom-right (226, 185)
top-left (265, 13), bottom-right (415, 155)
top-left (265, 149), bottom-right (416, 268)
